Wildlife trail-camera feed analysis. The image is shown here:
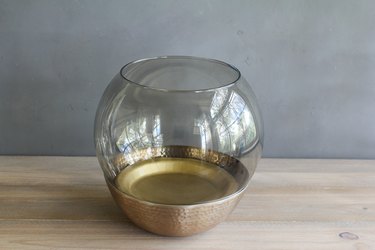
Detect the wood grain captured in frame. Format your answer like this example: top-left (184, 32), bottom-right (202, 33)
top-left (0, 156), bottom-right (374, 249)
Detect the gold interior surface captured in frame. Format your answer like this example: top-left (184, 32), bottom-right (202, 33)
top-left (115, 157), bottom-right (238, 205)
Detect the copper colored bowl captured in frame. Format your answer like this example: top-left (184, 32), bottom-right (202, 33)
top-left (107, 180), bottom-right (245, 236)
top-left (104, 146), bottom-right (257, 236)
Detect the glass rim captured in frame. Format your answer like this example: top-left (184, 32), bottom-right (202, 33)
top-left (120, 55), bottom-right (242, 93)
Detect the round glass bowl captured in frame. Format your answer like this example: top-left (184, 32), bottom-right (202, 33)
top-left (95, 56), bottom-right (263, 236)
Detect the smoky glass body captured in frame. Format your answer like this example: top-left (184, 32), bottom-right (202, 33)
top-left (94, 56), bottom-right (263, 236)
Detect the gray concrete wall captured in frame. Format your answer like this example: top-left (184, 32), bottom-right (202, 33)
top-left (1, 0), bottom-right (374, 158)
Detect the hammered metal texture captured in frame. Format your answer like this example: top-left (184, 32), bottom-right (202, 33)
top-left (107, 146), bottom-right (250, 236)
top-left (107, 180), bottom-right (244, 236)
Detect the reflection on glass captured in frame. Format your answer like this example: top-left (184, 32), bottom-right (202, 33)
top-left (116, 115), bottom-right (162, 154)
top-left (116, 89), bottom-right (257, 158)
top-left (206, 89), bottom-right (257, 156)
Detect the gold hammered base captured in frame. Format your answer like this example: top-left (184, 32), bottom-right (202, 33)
top-left (107, 180), bottom-right (244, 236)
top-left (105, 146), bottom-right (252, 236)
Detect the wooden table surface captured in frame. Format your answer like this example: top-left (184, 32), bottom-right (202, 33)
top-left (0, 156), bottom-right (374, 249)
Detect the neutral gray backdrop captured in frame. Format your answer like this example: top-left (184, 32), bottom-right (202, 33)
top-left (1, 0), bottom-right (374, 158)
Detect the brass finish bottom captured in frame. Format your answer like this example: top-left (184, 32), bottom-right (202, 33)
top-left (106, 146), bottom-right (253, 236)
top-left (115, 158), bottom-right (238, 205)
top-left (107, 180), bottom-right (244, 236)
